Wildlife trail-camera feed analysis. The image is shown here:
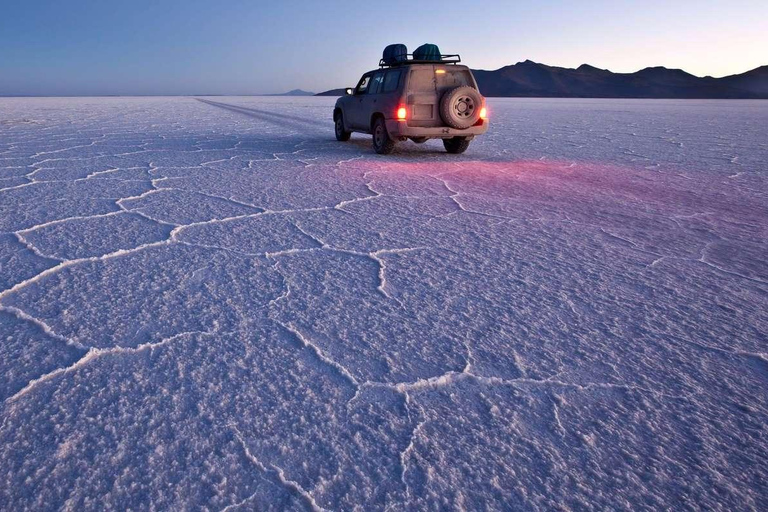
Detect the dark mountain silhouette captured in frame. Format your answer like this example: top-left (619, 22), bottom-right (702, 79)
top-left (266, 89), bottom-right (315, 96)
top-left (317, 62), bottom-right (768, 98)
top-left (315, 88), bottom-right (348, 97)
top-left (718, 65), bottom-right (768, 97)
top-left (471, 61), bottom-right (768, 98)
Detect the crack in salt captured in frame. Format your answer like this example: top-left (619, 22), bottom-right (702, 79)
top-left (429, 174), bottom-right (513, 220)
top-left (698, 244), bottom-right (766, 284)
top-left (277, 321), bottom-right (360, 388)
top-left (550, 394), bottom-right (566, 437)
top-left (0, 238), bottom-right (173, 301)
top-left (0, 304), bottom-right (86, 350)
top-left (5, 330), bottom-right (216, 404)
top-left (281, 219), bottom-right (428, 302)
top-left (369, 248), bottom-right (427, 301)
top-left (228, 424), bottom-right (326, 512)
top-left (16, 210), bottom-right (125, 235)
top-left (399, 391), bottom-right (426, 497)
top-left (13, 232), bottom-right (63, 261)
top-left (81, 166), bottom-right (121, 180)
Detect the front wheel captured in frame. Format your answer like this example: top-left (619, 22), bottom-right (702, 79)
top-left (335, 113), bottom-right (351, 141)
top-left (443, 137), bottom-right (471, 154)
top-left (372, 117), bottom-right (396, 154)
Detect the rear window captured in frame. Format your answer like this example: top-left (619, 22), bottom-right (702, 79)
top-left (383, 70), bottom-right (401, 93)
top-left (436, 69), bottom-right (473, 88)
top-left (408, 68), bottom-right (436, 93)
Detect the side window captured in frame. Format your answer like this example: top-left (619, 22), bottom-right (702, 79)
top-left (369, 73), bottom-right (384, 94)
top-left (383, 70), bottom-right (401, 93)
top-left (356, 75), bottom-right (371, 94)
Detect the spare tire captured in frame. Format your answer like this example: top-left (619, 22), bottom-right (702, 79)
top-left (439, 86), bottom-right (482, 129)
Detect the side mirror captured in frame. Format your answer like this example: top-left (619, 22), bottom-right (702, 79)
top-left (345, 88), bottom-right (353, 95)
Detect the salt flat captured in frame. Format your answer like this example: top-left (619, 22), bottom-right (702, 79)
top-left (0, 96), bottom-right (766, 510)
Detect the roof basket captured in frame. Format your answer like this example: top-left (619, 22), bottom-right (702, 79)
top-left (378, 54), bottom-right (461, 68)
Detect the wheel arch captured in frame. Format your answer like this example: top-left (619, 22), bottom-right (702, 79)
top-left (370, 112), bottom-right (385, 132)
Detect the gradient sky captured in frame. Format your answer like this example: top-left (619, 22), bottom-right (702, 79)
top-left (1, 0), bottom-right (766, 96)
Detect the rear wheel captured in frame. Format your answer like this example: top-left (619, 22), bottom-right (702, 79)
top-left (335, 112), bottom-right (351, 141)
top-left (443, 137), bottom-right (471, 154)
top-left (372, 117), bottom-right (396, 154)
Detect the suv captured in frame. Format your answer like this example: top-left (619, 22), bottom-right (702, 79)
top-left (333, 45), bottom-right (488, 154)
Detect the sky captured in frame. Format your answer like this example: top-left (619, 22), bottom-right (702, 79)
top-left (1, 0), bottom-right (766, 96)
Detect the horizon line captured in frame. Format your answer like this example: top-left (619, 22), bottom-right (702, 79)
top-left (2, 61), bottom-right (766, 98)
top-left (0, 59), bottom-right (768, 99)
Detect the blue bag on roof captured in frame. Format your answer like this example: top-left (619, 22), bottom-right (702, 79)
top-left (382, 44), bottom-right (408, 65)
top-left (413, 43), bottom-right (442, 61)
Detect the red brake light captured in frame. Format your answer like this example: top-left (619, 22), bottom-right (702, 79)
top-left (396, 106), bottom-right (407, 120)
top-left (479, 106), bottom-right (488, 119)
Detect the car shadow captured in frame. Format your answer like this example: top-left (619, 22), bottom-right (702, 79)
top-left (196, 98), bottom-right (328, 130)
top-left (196, 98), bottom-right (459, 158)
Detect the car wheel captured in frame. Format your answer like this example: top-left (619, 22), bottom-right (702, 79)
top-left (443, 137), bottom-right (471, 154)
top-left (335, 112), bottom-right (351, 141)
top-left (439, 86), bottom-right (482, 129)
top-left (372, 117), bottom-right (396, 154)
top-left (410, 137), bottom-right (428, 144)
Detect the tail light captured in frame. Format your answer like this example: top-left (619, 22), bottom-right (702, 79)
top-left (479, 106), bottom-right (488, 120)
top-left (396, 106), bottom-right (407, 120)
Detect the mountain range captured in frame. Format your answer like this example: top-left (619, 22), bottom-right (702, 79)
top-left (315, 88), bottom-right (348, 97)
top-left (267, 89), bottom-right (315, 96)
top-left (316, 61), bottom-right (768, 98)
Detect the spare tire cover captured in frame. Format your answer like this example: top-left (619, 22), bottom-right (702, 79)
top-left (439, 86), bottom-right (482, 129)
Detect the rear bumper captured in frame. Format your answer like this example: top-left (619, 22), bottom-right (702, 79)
top-left (385, 119), bottom-right (489, 139)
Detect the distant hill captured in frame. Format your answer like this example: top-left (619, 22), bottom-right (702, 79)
top-left (317, 62), bottom-right (768, 98)
top-left (718, 65), bottom-right (768, 97)
top-left (471, 61), bottom-right (768, 98)
top-left (267, 89), bottom-right (315, 97)
top-left (315, 88), bottom-right (348, 97)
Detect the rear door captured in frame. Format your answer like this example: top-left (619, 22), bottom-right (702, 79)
top-left (406, 66), bottom-right (439, 127)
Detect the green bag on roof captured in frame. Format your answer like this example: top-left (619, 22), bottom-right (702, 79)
top-left (413, 43), bottom-right (442, 61)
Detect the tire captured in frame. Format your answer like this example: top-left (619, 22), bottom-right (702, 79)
top-left (443, 137), bottom-right (471, 154)
top-left (410, 137), bottom-right (428, 144)
top-left (372, 117), bottom-right (396, 155)
top-left (439, 86), bottom-right (482, 129)
top-left (335, 112), bottom-right (351, 141)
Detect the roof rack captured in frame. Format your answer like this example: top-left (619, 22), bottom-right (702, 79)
top-left (379, 54), bottom-right (462, 68)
